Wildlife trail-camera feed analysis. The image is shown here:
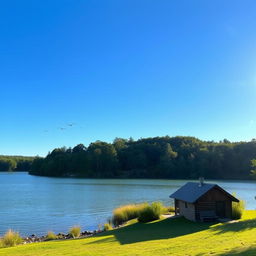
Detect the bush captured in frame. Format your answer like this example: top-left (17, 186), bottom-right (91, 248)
top-left (161, 205), bottom-right (175, 214)
top-left (0, 230), bottom-right (23, 247)
top-left (112, 203), bottom-right (148, 226)
top-left (138, 202), bottom-right (163, 223)
top-left (167, 206), bottom-right (175, 212)
top-left (103, 223), bottom-right (113, 231)
top-left (46, 231), bottom-right (57, 240)
top-left (232, 200), bottom-right (245, 219)
top-left (69, 226), bottom-right (81, 238)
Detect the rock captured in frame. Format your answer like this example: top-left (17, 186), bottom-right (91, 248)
top-left (81, 231), bottom-right (91, 236)
top-left (20, 227), bottom-right (102, 244)
top-left (65, 233), bottom-right (72, 239)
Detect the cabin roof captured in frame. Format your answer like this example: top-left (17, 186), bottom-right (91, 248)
top-left (169, 182), bottom-right (239, 203)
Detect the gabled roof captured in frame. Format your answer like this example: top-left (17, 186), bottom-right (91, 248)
top-left (169, 182), bottom-right (239, 203)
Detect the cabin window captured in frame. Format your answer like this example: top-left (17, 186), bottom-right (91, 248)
top-left (185, 202), bottom-right (188, 208)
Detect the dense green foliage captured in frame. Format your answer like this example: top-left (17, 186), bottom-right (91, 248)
top-left (137, 202), bottom-right (163, 223)
top-left (0, 156), bottom-right (34, 172)
top-left (251, 159), bottom-right (256, 178)
top-left (29, 136), bottom-right (256, 179)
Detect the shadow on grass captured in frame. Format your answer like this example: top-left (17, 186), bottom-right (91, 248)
top-left (218, 246), bottom-right (256, 256)
top-left (195, 246), bottom-right (256, 256)
top-left (212, 218), bottom-right (256, 234)
top-left (89, 217), bottom-right (214, 245)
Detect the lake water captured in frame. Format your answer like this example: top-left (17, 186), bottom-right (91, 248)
top-left (0, 172), bottom-right (255, 236)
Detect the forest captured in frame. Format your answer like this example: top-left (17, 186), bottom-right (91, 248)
top-left (29, 136), bottom-right (256, 180)
top-left (0, 156), bottom-right (34, 172)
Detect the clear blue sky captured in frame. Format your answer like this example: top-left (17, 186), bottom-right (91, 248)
top-left (0, 0), bottom-right (256, 156)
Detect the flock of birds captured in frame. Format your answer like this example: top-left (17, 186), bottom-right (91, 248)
top-left (59, 123), bottom-right (76, 131)
top-left (43, 123), bottom-right (77, 133)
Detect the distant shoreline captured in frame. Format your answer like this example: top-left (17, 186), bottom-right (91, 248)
top-left (2, 171), bottom-right (255, 182)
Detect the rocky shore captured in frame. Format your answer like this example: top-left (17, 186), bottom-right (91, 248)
top-left (22, 229), bottom-right (103, 244)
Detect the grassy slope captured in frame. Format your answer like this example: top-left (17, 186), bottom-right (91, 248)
top-left (1, 211), bottom-right (256, 256)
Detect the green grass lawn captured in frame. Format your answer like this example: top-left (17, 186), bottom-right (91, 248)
top-left (1, 210), bottom-right (256, 256)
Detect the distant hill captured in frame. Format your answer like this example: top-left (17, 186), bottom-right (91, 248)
top-left (0, 155), bottom-right (35, 172)
top-left (29, 136), bottom-right (256, 180)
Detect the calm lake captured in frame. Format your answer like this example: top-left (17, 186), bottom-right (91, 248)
top-left (0, 172), bottom-right (255, 236)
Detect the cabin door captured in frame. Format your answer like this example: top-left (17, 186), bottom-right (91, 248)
top-left (216, 201), bottom-right (225, 218)
top-left (175, 200), bottom-right (180, 215)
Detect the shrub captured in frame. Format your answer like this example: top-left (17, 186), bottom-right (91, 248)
top-left (232, 200), bottom-right (245, 219)
top-left (46, 231), bottom-right (57, 240)
top-left (161, 205), bottom-right (175, 214)
top-left (103, 223), bottom-right (113, 231)
top-left (69, 226), bottom-right (81, 238)
top-left (167, 206), bottom-right (175, 212)
top-left (112, 203), bottom-right (148, 226)
top-left (138, 202), bottom-right (163, 223)
top-left (1, 230), bottom-right (23, 247)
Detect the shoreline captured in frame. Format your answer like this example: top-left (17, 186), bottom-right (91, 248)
top-left (5, 171), bottom-right (256, 183)
top-left (30, 173), bottom-right (256, 181)
top-left (21, 229), bottom-right (104, 244)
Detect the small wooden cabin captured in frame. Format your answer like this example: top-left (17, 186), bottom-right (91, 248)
top-left (169, 181), bottom-right (239, 221)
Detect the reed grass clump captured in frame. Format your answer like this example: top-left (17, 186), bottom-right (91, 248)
top-left (138, 202), bottom-right (163, 223)
top-left (231, 193), bottom-right (245, 220)
top-left (46, 231), bottom-right (57, 240)
top-left (232, 200), bottom-right (245, 219)
top-left (0, 230), bottom-right (23, 247)
top-left (69, 226), bottom-right (81, 238)
top-left (112, 203), bottom-right (148, 226)
top-left (103, 223), bottom-right (113, 231)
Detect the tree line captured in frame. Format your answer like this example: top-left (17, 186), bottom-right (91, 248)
top-left (0, 155), bottom-right (34, 172)
top-left (29, 136), bottom-right (256, 180)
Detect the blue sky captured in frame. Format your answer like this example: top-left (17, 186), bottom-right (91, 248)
top-left (0, 0), bottom-right (256, 156)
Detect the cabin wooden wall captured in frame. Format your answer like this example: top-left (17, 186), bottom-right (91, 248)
top-left (195, 187), bottom-right (232, 219)
top-left (198, 187), bottom-right (231, 201)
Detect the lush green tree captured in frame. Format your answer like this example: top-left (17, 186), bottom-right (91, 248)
top-left (250, 159), bottom-right (256, 178)
top-left (0, 156), bottom-right (34, 172)
top-left (158, 143), bottom-right (177, 178)
top-left (29, 136), bottom-right (256, 180)
top-left (113, 138), bottom-right (127, 151)
top-left (72, 144), bottom-right (86, 153)
top-left (87, 141), bottom-right (118, 177)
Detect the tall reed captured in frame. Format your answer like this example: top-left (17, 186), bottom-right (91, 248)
top-left (232, 200), bottom-right (245, 219)
top-left (138, 202), bottom-right (163, 223)
top-left (0, 230), bottom-right (23, 247)
top-left (112, 203), bottom-right (148, 226)
top-left (69, 226), bottom-right (81, 238)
